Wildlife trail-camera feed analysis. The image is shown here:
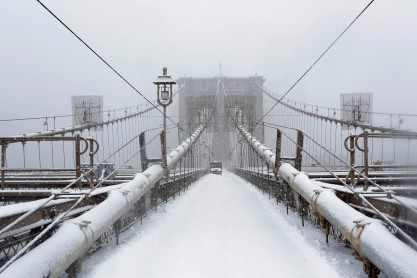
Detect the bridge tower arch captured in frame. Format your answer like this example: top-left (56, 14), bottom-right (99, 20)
top-left (178, 75), bottom-right (265, 163)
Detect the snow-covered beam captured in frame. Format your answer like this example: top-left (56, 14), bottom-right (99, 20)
top-left (1, 124), bottom-right (205, 278)
top-left (235, 123), bottom-right (417, 278)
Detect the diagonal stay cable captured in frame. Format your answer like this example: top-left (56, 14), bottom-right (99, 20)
top-left (250, 0), bottom-right (376, 132)
top-left (263, 120), bottom-right (417, 216)
top-left (225, 0), bottom-right (376, 159)
top-left (0, 130), bottom-right (165, 273)
top-left (234, 117), bottom-right (417, 250)
top-left (274, 127), bottom-right (417, 250)
top-left (0, 124), bottom-right (165, 237)
top-left (35, 0), bottom-right (177, 126)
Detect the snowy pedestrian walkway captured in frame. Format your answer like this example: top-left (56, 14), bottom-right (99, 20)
top-left (81, 171), bottom-right (363, 277)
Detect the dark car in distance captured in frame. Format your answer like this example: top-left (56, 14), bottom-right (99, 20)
top-left (210, 161), bottom-right (222, 175)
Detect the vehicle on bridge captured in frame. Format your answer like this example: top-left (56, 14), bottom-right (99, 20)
top-left (210, 161), bottom-right (222, 174)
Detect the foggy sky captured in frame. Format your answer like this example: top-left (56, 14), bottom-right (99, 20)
top-left (1, 0), bottom-right (417, 127)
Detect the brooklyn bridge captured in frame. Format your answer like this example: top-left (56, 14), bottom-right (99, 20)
top-left (1, 1), bottom-right (417, 277)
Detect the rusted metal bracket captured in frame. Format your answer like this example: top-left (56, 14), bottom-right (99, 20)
top-left (350, 220), bottom-right (381, 278)
top-left (363, 259), bottom-right (380, 278)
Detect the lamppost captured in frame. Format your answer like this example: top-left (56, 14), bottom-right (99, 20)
top-left (154, 67), bottom-right (176, 176)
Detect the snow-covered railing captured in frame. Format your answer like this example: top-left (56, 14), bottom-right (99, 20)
top-left (260, 84), bottom-right (417, 134)
top-left (8, 86), bottom-right (184, 138)
top-left (1, 124), bottom-right (206, 277)
top-left (234, 123), bottom-right (417, 278)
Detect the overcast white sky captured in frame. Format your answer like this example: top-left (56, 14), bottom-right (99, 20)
top-left (1, 0), bottom-right (417, 123)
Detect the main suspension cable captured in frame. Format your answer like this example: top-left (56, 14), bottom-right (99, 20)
top-left (35, 0), bottom-right (177, 126)
top-left (252, 0), bottom-right (376, 131)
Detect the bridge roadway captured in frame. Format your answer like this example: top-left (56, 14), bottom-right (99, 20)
top-left (80, 171), bottom-right (365, 278)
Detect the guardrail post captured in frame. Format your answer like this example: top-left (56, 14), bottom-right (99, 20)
top-left (295, 130), bottom-right (304, 171)
top-left (246, 143), bottom-right (249, 171)
top-left (67, 258), bottom-right (82, 278)
top-left (248, 145), bottom-right (251, 171)
top-left (160, 131), bottom-right (168, 181)
top-left (88, 138), bottom-right (94, 171)
top-left (1, 141), bottom-right (6, 190)
top-left (75, 134), bottom-right (81, 188)
top-left (88, 139), bottom-right (95, 186)
top-left (239, 140), bottom-right (243, 168)
top-left (300, 195), bottom-right (305, 227)
top-left (178, 158), bottom-right (182, 196)
top-left (349, 135), bottom-right (356, 185)
top-left (177, 123), bottom-right (181, 145)
top-left (274, 129), bottom-right (281, 175)
top-left (363, 131), bottom-right (369, 191)
top-left (190, 144), bottom-right (194, 171)
top-left (139, 132), bottom-right (148, 171)
top-left (114, 219), bottom-right (121, 245)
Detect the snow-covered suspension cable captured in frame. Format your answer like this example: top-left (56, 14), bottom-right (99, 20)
top-left (233, 123), bottom-right (417, 278)
top-left (0, 124), bottom-right (166, 240)
top-left (35, 0), bottom-right (183, 128)
top-left (1, 96), bottom-right (216, 276)
top-left (0, 130), bottom-right (165, 272)
top-left (0, 122), bottom-right (208, 277)
top-left (269, 124), bottom-right (417, 250)
top-left (300, 128), bottom-right (417, 217)
top-left (262, 120), bottom-right (417, 219)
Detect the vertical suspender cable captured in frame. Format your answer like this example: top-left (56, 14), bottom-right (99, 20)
top-left (51, 141), bottom-right (55, 168)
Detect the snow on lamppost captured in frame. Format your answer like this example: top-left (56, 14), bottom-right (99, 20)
top-left (154, 67), bottom-right (176, 176)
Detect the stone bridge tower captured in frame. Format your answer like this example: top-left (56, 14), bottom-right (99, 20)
top-left (177, 76), bottom-right (265, 163)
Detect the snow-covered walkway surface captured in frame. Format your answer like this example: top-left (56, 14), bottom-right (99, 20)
top-left (81, 171), bottom-right (367, 277)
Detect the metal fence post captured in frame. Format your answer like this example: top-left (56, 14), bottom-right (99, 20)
top-left (239, 140), bottom-right (243, 168)
top-left (67, 258), bottom-right (82, 278)
top-left (274, 129), bottom-right (281, 175)
top-left (295, 130), bottom-right (304, 171)
top-left (160, 131), bottom-right (167, 178)
top-left (139, 132), bottom-right (148, 171)
top-left (75, 134), bottom-right (81, 188)
top-left (349, 135), bottom-right (356, 184)
top-left (88, 138), bottom-right (99, 186)
top-left (363, 131), bottom-right (369, 191)
top-left (1, 141), bottom-right (6, 190)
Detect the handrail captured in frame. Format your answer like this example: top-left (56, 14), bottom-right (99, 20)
top-left (232, 123), bottom-right (417, 278)
top-left (0, 92), bottom-right (216, 277)
top-left (0, 124), bottom-right (207, 277)
top-left (0, 135), bottom-right (99, 190)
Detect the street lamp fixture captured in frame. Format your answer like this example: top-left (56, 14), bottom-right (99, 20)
top-left (154, 67), bottom-right (176, 107)
top-left (154, 67), bottom-right (176, 177)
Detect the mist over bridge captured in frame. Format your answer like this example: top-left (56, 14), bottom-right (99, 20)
top-left (3, 0), bottom-right (417, 276)
top-left (178, 76), bottom-right (264, 162)
top-left (0, 73), bottom-right (417, 278)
